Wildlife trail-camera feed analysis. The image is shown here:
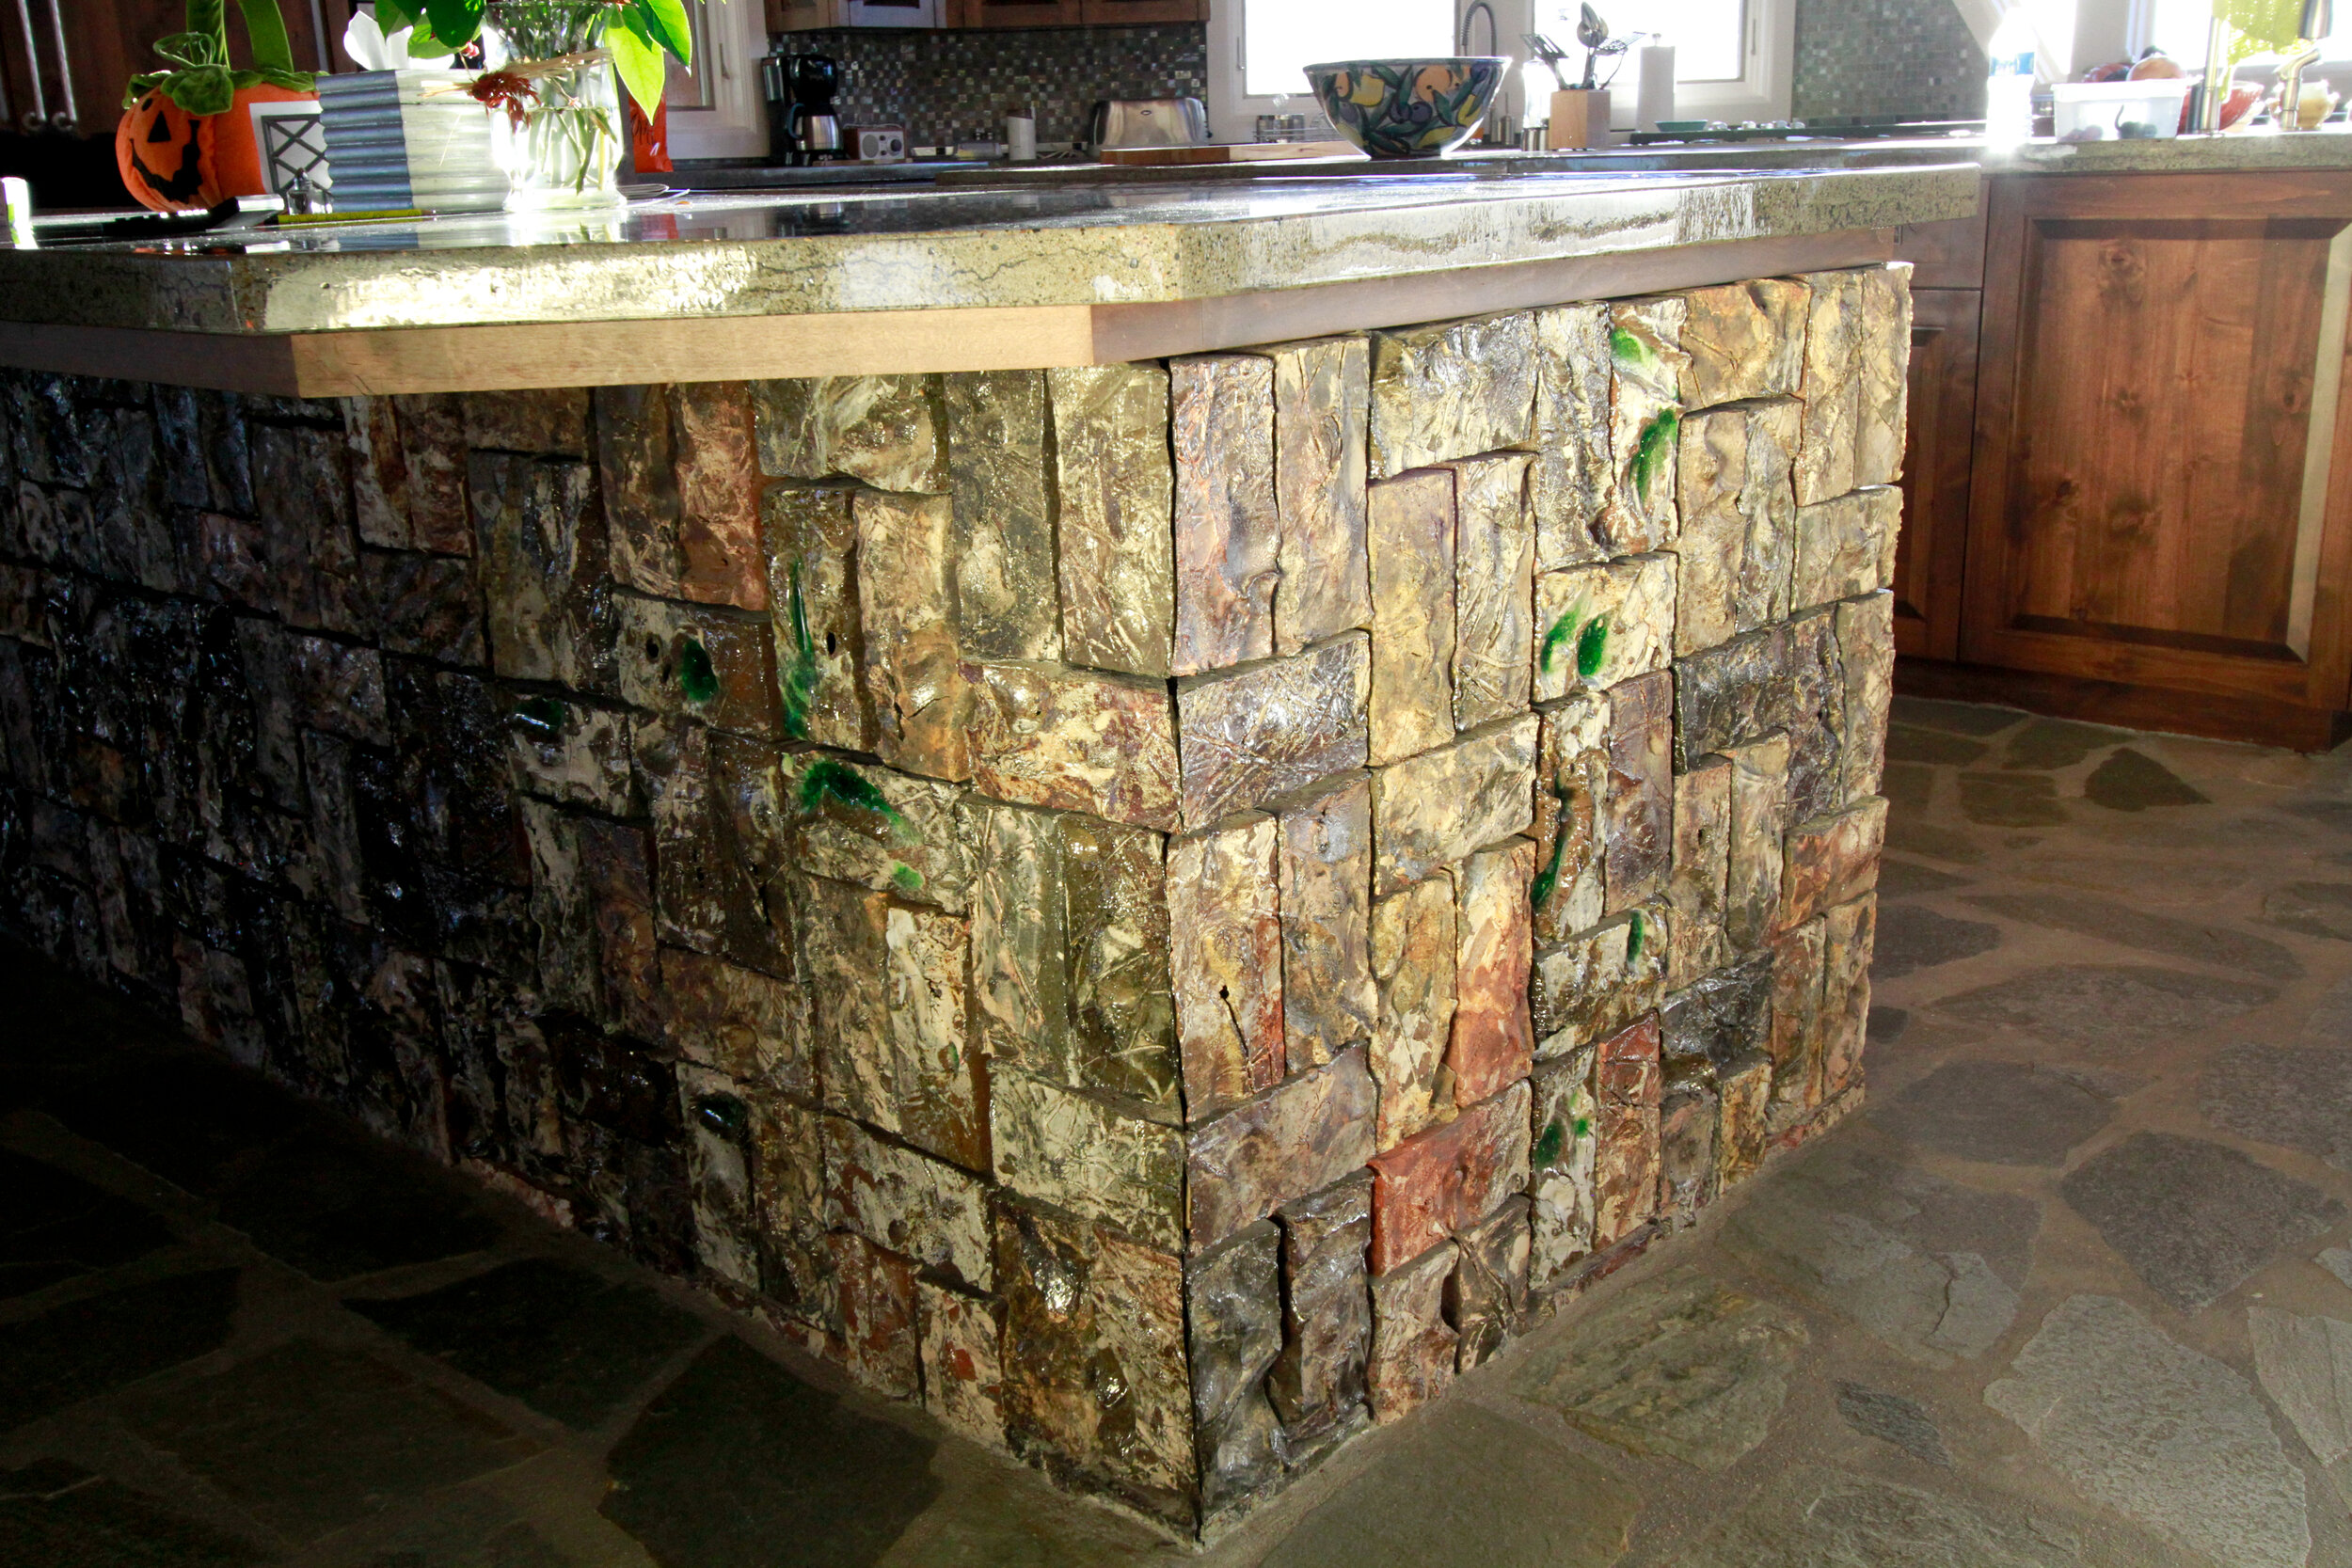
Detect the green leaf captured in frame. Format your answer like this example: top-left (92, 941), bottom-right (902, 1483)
top-left (1630, 406), bottom-right (1678, 506)
top-left (605, 11), bottom-right (670, 119)
top-left (676, 638), bottom-right (718, 704)
top-left (160, 63), bottom-right (236, 116)
top-left (1610, 325), bottom-right (1653, 370)
top-left (235, 0), bottom-right (296, 74)
top-left (631, 0), bottom-right (694, 66)
top-left (1574, 614), bottom-right (1610, 681)
top-left (373, 0), bottom-right (428, 29)
top-left (153, 30), bottom-right (224, 67)
top-left (422, 0), bottom-right (486, 49)
top-left (798, 759), bottom-right (906, 827)
top-left (184, 0), bottom-right (229, 55)
top-left (779, 561), bottom-right (821, 742)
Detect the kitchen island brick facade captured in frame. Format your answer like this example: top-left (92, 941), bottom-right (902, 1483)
top-left (0, 262), bottom-right (1907, 1533)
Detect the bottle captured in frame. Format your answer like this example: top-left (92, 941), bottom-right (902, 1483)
top-left (1985, 8), bottom-right (2037, 146)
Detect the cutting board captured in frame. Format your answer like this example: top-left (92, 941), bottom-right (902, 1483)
top-left (1099, 141), bottom-right (1362, 166)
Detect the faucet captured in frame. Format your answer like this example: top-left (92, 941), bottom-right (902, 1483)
top-left (1460, 0), bottom-right (1500, 55)
top-left (2280, 0), bottom-right (2334, 130)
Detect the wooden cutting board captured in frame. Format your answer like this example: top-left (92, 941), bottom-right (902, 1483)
top-left (1098, 141), bottom-right (1362, 166)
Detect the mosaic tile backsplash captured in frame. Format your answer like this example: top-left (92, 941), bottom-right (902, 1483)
top-left (1791, 0), bottom-right (1985, 121)
top-left (775, 24), bottom-right (1210, 149)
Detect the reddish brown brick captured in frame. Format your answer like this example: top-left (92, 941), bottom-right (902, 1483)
top-left (1591, 1017), bottom-right (1661, 1247)
top-left (1367, 1079), bottom-right (1531, 1274)
top-left (1449, 838), bottom-right (1534, 1106)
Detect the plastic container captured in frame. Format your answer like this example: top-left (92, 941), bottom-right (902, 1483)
top-left (2051, 78), bottom-right (2193, 140)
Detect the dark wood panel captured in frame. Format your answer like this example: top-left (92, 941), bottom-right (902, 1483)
top-left (1078, 0), bottom-right (1203, 21)
top-left (1, 0), bottom-right (358, 139)
top-left (953, 0), bottom-right (1086, 23)
top-left (1892, 287), bottom-right (1979, 660)
top-left (1893, 209), bottom-right (1986, 289)
top-left (1894, 657), bottom-right (2352, 752)
top-left (1961, 170), bottom-right (2352, 715)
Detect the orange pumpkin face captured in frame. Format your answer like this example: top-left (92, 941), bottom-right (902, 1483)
top-left (114, 83), bottom-right (317, 214)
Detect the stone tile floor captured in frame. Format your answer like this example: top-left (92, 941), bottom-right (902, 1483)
top-left (14, 695), bottom-right (2352, 1565)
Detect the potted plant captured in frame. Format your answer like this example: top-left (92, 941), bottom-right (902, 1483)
top-left (117, 0), bottom-right (317, 213)
top-left (374, 0), bottom-right (701, 208)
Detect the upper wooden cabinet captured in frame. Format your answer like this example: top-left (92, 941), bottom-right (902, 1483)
top-left (1961, 169), bottom-right (2352, 726)
top-left (2, 0), bottom-right (355, 139)
top-left (949, 0), bottom-right (1085, 23)
top-left (1076, 0), bottom-right (1205, 19)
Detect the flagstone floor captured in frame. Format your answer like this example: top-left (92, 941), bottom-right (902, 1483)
top-left (11, 695), bottom-right (2352, 1567)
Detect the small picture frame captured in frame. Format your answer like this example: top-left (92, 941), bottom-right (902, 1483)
top-left (247, 98), bottom-right (333, 195)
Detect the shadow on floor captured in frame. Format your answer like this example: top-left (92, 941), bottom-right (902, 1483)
top-left (12, 702), bottom-right (2352, 1566)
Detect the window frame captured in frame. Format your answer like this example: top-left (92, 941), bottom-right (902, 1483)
top-left (1203, 0), bottom-right (1796, 143)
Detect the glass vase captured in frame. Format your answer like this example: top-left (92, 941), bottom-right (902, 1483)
top-left (485, 3), bottom-right (624, 212)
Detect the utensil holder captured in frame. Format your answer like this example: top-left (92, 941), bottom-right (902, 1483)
top-left (1547, 88), bottom-right (1610, 148)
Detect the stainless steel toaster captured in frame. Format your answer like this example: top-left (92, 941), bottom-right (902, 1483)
top-left (1088, 98), bottom-right (1211, 150)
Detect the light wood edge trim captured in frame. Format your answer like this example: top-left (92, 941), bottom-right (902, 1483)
top-left (289, 306), bottom-right (1104, 395)
top-left (0, 228), bottom-right (1896, 395)
top-left (1091, 228), bottom-right (1898, 362)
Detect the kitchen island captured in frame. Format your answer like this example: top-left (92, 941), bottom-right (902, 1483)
top-left (0, 164), bottom-right (1959, 1533)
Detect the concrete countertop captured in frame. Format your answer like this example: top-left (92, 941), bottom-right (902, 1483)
top-left (0, 163), bottom-right (1977, 337)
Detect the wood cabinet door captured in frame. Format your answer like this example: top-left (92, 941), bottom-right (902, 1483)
top-left (1079, 0), bottom-right (1205, 22)
top-left (1893, 287), bottom-right (1980, 660)
top-left (7, 0), bottom-right (356, 138)
top-left (1962, 170), bottom-right (2352, 713)
top-left (953, 0), bottom-right (1086, 23)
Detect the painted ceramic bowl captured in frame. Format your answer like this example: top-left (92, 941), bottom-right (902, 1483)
top-left (1304, 57), bottom-right (1510, 159)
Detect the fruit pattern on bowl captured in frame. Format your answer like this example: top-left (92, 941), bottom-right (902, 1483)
top-left (1305, 57), bottom-right (1509, 158)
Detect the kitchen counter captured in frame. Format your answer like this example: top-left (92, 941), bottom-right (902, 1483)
top-left (0, 163), bottom-right (1970, 394)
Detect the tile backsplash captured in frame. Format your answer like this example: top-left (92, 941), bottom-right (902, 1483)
top-left (1791, 0), bottom-right (1985, 121)
top-left (776, 24), bottom-right (1210, 149)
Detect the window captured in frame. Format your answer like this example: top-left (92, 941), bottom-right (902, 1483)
top-left (1209, 0), bottom-right (1457, 138)
top-left (1205, 0), bottom-right (1793, 145)
top-left (1529, 0), bottom-right (1794, 122)
top-left (2133, 0), bottom-right (2352, 65)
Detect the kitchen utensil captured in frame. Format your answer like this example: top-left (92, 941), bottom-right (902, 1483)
top-left (1576, 4), bottom-right (1611, 87)
top-left (1524, 33), bottom-right (1573, 90)
top-left (1303, 58), bottom-right (1509, 158)
top-left (1088, 99), bottom-right (1210, 151)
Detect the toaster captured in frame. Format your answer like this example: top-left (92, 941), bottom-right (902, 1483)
top-left (1088, 98), bottom-right (1211, 151)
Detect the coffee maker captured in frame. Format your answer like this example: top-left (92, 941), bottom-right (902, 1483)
top-left (764, 53), bottom-right (844, 165)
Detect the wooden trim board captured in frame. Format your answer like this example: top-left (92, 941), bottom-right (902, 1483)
top-left (0, 227), bottom-right (1897, 395)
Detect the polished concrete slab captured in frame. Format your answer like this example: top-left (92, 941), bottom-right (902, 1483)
top-left (10, 698), bottom-right (2352, 1564)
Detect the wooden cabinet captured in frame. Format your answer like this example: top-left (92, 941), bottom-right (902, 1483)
top-left (2, 0), bottom-right (356, 139)
top-left (1077, 0), bottom-right (1205, 19)
top-left (1955, 170), bottom-right (2352, 741)
top-left (1893, 287), bottom-right (1979, 661)
top-left (950, 0), bottom-right (1086, 23)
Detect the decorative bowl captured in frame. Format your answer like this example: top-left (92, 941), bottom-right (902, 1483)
top-left (1303, 57), bottom-right (1510, 159)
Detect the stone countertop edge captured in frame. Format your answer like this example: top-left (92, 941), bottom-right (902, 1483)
top-left (0, 163), bottom-right (1979, 337)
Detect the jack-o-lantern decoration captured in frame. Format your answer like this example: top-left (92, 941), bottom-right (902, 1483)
top-left (116, 82), bottom-right (312, 214)
top-left (116, 0), bottom-right (316, 214)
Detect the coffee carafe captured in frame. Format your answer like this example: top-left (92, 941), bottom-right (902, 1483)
top-left (764, 52), bottom-right (843, 165)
